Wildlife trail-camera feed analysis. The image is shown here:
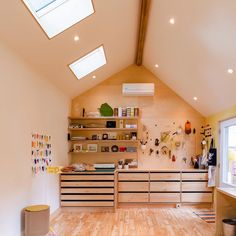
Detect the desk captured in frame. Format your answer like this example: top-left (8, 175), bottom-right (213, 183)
top-left (216, 187), bottom-right (236, 235)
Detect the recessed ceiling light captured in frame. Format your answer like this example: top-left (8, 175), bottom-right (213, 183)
top-left (69, 45), bottom-right (106, 80)
top-left (23, 0), bottom-right (94, 38)
top-left (74, 35), bottom-right (79, 42)
top-left (193, 97), bottom-right (198, 101)
top-left (155, 64), bottom-right (159, 68)
top-left (92, 75), bottom-right (96, 79)
top-left (227, 68), bottom-right (234, 74)
top-left (169, 18), bottom-right (175, 25)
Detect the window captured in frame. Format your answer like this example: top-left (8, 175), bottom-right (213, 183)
top-left (220, 117), bottom-right (236, 186)
top-left (23, 0), bottom-right (94, 38)
top-left (69, 46), bottom-right (107, 80)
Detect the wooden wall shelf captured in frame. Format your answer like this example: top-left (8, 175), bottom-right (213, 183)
top-left (69, 152), bottom-right (137, 155)
top-left (69, 116), bottom-right (139, 120)
top-left (69, 128), bottom-right (138, 131)
top-left (69, 140), bottom-right (139, 143)
top-left (68, 115), bottom-right (139, 164)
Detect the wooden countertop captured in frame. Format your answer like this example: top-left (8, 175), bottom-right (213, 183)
top-left (217, 187), bottom-right (236, 199)
top-left (61, 168), bottom-right (208, 174)
top-left (116, 168), bottom-right (208, 172)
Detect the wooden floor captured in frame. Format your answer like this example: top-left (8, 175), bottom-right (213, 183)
top-left (50, 207), bottom-right (215, 236)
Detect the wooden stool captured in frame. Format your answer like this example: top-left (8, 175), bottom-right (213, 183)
top-left (25, 205), bottom-right (50, 236)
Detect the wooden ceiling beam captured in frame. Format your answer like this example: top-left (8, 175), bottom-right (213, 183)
top-left (136, 0), bottom-right (151, 66)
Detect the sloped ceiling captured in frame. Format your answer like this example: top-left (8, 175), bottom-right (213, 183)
top-left (0, 0), bottom-right (236, 116)
top-left (144, 0), bottom-right (236, 116)
top-left (0, 0), bottom-right (139, 96)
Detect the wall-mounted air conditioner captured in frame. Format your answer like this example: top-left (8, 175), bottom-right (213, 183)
top-left (122, 83), bottom-right (155, 96)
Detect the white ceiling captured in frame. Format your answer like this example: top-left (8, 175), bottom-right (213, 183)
top-left (0, 0), bottom-right (139, 96)
top-left (1, 0), bottom-right (236, 116)
top-left (144, 0), bottom-right (236, 116)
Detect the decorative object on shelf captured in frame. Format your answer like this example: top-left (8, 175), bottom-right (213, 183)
top-left (71, 136), bottom-right (86, 141)
top-left (126, 158), bottom-right (138, 168)
top-left (113, 108), bottom-right (118, 116)
top-left (131, 132), bottom-right (137, 140)
top-left (84, 123), bottom-right (105, 128)
top-left (118, 160), bottom-right (123, 169)
top-left (126, 147), bottom-right (137, 152)
top-left (134, 107), bottom-right (139, 117)
top-left (102, 133), bottom-right (108, 140)
top-left (125, 124), bottom-right (137, 128)
top-left (119, 147), bottom-right (126, 152)
top-left (92, 134), bottom-right (98, 140)
top-left (87, 144), bottom-right (98, 152)
top-left (101, 146), bottom-right (110, 152)
top-left (31, 133), bottom-right (52, 174)
top-left (185, 120), bottom-right (192, 134)
top-left (124, 162), bottom-right (129, 170)
top-left (111, 145), bottom-right (119, 152)
top-left (69, 123), bottom-right (83, 129)
top-left (107, 132), bottom-right (117, 140)
top-left (125, 133), bottom-right (130, 140)
top-left (106, 121), bottom-right (116, 128)
top-left (86, 111), bottom-right (100, 118)
top-left (82, 108), bottom-right (85, 117)
top-left (99, 103), bottom-right (113, 116)
top-left (119, 120), bottom-right (124, 128)
top-left (73, 144), bottom-right (82, 152)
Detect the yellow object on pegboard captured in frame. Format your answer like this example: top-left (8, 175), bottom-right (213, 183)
top-left (25, 205), bottom-right (49, 212)
top-left (47, 166), bottom-right (62, 174)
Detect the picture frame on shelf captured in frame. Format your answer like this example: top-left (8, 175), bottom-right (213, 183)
top-left (101, 146), bottom-right (110, 152)
top-left (73, 144), bottom-right (82, 152)
top-left (87, 144), bottom-right (98, 152)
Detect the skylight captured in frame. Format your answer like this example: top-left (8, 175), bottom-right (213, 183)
top-left (69, 46), bottom-right (107, 80)
top-left (23, 0), bottom-right (94, 38)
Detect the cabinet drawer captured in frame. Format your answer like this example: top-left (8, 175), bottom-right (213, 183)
top-left (118, 173), bottom-right (149, 181)
top-left (182, 172), bottom-right (208, 180)
top-left (118, 193), bottom-right (148, 202)
top-left (118, 182), bottom-right (149, 192)
top-left (150, 182), bottom-right (180, 192)
top-left (150, 193), bottom-right (180, 203)
top-left (150, 173), bottom-right (180, 181)
top-left (61, 174), bottom-right (114, 181)
top-left (61, 181), bottom-right (114, 187)
top-left (182, 182), bottom-right (211, 192)
top-left (61, 188), bottom-right (114, 194)
top-left (61, 195), bottom-right (114, 201)
top-left (61, 201), bottom-right (114, 207)
top-left (182, 193), bottom-right (213, 203)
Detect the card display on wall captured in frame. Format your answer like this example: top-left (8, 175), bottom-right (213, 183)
top-left (31, 133), bottom-right (52, 174)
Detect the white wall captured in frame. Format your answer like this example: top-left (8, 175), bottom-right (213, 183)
top-left (0, 42), bottom-right (70, 236)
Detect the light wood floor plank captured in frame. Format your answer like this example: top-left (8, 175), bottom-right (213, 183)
top-left (49, 207), bottom-right (215, 236)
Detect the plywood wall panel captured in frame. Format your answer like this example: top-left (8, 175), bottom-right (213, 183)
top-left (71, 65), bottom-right (205, 169)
